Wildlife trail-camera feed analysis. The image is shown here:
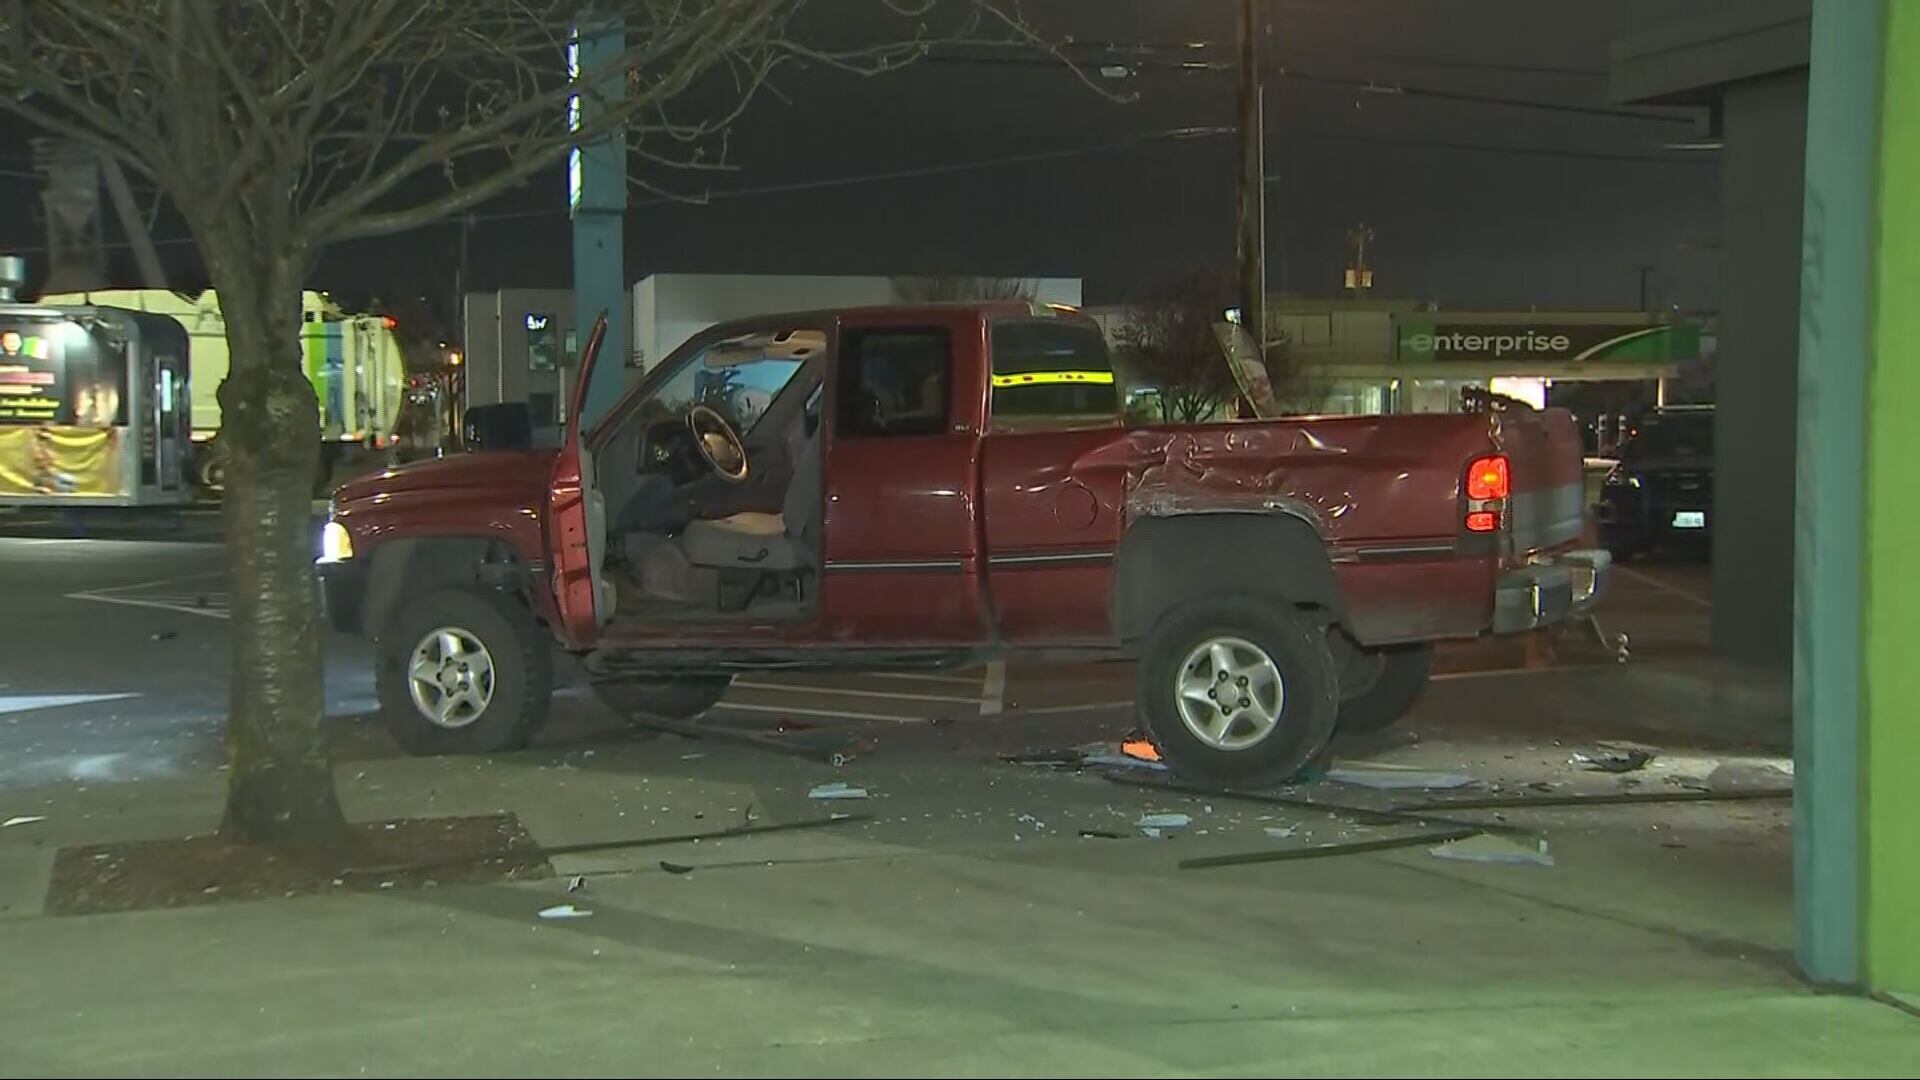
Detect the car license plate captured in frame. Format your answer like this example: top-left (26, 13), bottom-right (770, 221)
top-left (1673, 511), bottom-right (1706, 529)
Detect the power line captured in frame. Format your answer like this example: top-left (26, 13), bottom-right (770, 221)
top-left (1012, 38), bottom-right (1606, 78)
top-left (1281, 70), bottom-right (1683, 124)
top-left (1284, 129), bottom-right (1720, 166)
top-left (922, 53), bottom-right (1677, 123)
top-left (0, 123), bottom-right (1713, 259)
top-left (629, 125), bottom-right (1229, 206)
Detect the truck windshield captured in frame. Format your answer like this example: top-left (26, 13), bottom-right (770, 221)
top-left (988, 319), bottom-right (1119, 430)
top-left (635, 329), bottom-right (819, 434)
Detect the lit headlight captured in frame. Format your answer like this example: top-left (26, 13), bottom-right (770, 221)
top-left (319, 520), bottom-right (354, 563)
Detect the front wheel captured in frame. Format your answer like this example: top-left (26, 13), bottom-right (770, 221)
top-left (376, 588), bottom-right (552, 755)
top-left (1136, 597), bottom-right (1339, 787)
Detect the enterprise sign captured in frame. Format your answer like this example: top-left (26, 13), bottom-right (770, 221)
top-left (1397, 322), bottom-right (1694, 364)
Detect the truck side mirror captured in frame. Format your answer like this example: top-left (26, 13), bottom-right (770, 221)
top-left (463, 402), bottom-right (533, 451)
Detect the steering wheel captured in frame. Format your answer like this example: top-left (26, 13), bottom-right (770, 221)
top-left (687, 403), bottom-right (750, 484)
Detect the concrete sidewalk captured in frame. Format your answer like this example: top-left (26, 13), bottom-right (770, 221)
top-left (0, 718), bottom-right (1913, 1077)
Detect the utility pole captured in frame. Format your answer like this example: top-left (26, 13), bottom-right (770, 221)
top-left (1236, 0), bottom-right (1268, 371)
top-left (1636, 263), bottom-right (1654, 311)
top-left (570, 10), bottom-right (628, 425)
top-left (453, 215), bottom-right (472, 324)
top-left (98, 157), bottom-right (166, 288)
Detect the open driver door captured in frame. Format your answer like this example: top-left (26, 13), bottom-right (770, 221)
top-left (547, 313), bottom-right (612, 645)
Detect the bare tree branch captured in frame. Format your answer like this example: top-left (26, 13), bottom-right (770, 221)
top-left (0, 0), bottom-right (1105, 850)
top-left (1116, 267), bottom-right (1243, 425)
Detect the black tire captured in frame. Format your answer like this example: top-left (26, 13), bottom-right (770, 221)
top-left (1135, 597), bottom-right (1339, 787)
top-left (1333, 640), bottom-right (1434, 736)
top-left (196, 441), bottom-right (226, 494)
top-left (376, 588), bottom-right (552, 755)
top-left (591, 675), bottom-right (730, 722)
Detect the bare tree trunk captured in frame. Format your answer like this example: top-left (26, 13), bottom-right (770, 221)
top-left (211, 257), bottom-right (347, 849)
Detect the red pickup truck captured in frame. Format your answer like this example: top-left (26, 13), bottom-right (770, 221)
top-left (319, 302), bottom-right (1606, 786)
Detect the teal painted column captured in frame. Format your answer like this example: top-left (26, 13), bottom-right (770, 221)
top-left (1794, 0), bottom-right (1878, 987)
top-left (570, 14), bottom-right (627, 430)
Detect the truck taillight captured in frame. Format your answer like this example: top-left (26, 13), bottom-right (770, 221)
top-left (1466, 455), bottom-right (1510, 501)
top-left (1464, 454), bottom-right (1510, 534)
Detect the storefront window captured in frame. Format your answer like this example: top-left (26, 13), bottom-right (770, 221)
top-left (1314, 380), bottom-right (1389, 416)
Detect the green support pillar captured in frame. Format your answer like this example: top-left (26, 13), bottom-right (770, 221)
top-left (1799, 0), bottom-right (1920, 995)
top-left (1863, 0), bottom-right (1920, 996)
top-left (569, 14), bottom-right (627, 429)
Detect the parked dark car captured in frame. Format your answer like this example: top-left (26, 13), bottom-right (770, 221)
top-left (1596, 407), bottom-right (1713, 558)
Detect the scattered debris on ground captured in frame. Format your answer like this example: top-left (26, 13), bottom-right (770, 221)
top-left (1002, 741), bottom-right (1167, 772)
top-left (1428, 833), bottom-right (1555, 867)
top-left (808, 782), bottom-right (868, 800)
top-left (1395, 788), bottom-right (1790, 812)
top-left (1325, 765), bottom-right (1474, 790)
top-left (1707, 761), bottom-right (1792, 793)
top-left (3, 815), bottom-right (46, 828)
top-left (1264, 825), bottom-right (1299, 839)
top-left (1571, 741), bottom-right (1657, 774)
top-left (1084, 746), bottom-right (1168, 772)
top-left (1137, 812), bottom-right (1192, 830)
top-left (537, 903), bottom-right (592, 919)
top-left (613, 702), bottom-right (866, 765)
top-left (566, 875), bottom-right (586, 893)
top-left (48, 815), bottom-right (546, 916)
top-left (659, 861), bottom-right (694, 875)
top-left (1181, 827), bottom-right (1482, 870)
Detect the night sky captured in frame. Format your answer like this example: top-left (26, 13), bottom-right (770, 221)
top-left (0, 0), bottom-right (1726, 323)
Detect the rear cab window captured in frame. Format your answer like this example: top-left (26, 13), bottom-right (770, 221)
top-left (836, 326), bottom-right (953, 438)
top-left (988, 318), bottom-right (1120, 433)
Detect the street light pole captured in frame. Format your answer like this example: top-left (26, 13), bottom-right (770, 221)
top-left (1236, 0), bottom-right (1268, 373)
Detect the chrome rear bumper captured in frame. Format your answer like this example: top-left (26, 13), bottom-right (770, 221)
top-left (1492, 548), bottom-right (1612, 634)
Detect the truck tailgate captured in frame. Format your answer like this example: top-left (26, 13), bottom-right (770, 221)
top-left (1497, 407), bottom-right (1587, 555)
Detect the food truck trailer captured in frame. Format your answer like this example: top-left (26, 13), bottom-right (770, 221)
top-left (0, 289), bottom-right (193, 508)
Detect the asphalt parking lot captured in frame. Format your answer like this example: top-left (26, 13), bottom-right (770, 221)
top-left (0, 530), bottom-right (1716, 791)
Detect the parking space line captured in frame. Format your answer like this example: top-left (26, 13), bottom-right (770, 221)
top-left (1012, 699), bottom-right (1135, 715)
top-left (1430, 665), bottom-right (1603, 682)
top-left (1615, 565), bottom-right (1712, 608)
top-left (84, 570), bottom-right (226, 598)
top-left (730, 679), bottom-right (987, 704)
top-left (66, 592), bottom-right (229, 620)
top-left (0, 692), bottom-right (140, 717)
top-left (979, 660), bottom-right (1006, 716)
top-left (709, 700), bottom-right (928, 725)
top-left (865, 672), bottom-right (983, 685)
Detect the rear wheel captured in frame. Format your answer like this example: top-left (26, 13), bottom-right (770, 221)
top-left (1136, 597), bottom-right (1339, 787)
top-left (1333, 639), bottom-right (1434, 736)
top-left (591, 675), bottom-right (731, 723)
top-left (195, 439), bottom-right (226, 494)
top-left (376, 588), bottom-right (552, 755)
